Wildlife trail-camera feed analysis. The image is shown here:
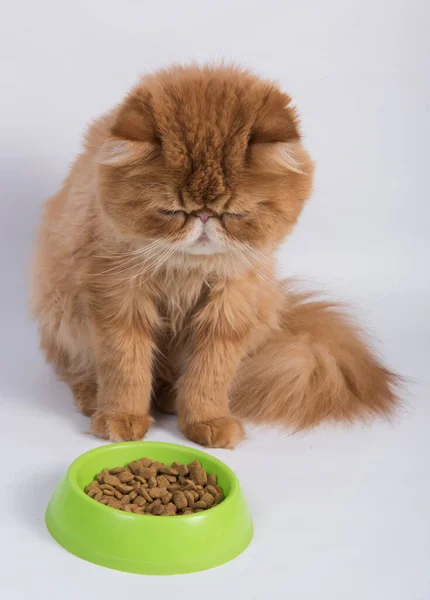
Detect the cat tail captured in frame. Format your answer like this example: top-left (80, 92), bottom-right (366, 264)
top-left (230, 289), bottom-right (400, 430)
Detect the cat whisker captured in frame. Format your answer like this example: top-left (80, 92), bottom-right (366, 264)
top-left (91, 234), bottom-right (178, 275)
top-left (227, 242), bottom-right (285, 290)
top-left (241, 242), bottom-right (270, 263)
top-left (104, 243), bottom-right (176, 281)
top-left (127, 244), bottom-right (176, 283)
top-left (129, 240), bottom-right (182, 288)
top-left (228, 238), bottom-right (270, 264)
top-left (90, 233), bottom-right (145, 257)
top-left (92, 253), bottom-right (144, 276)
top-left (90, 231), bottom-right (176, 259)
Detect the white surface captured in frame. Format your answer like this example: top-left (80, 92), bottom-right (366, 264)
top-left (1, 1), bottom-right (429, 598)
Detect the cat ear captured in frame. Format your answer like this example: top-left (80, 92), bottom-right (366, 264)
top-left (251, 91), bottom-right (300, 144)
top-left (111, 85), bottom-right (158, 143)
top-left (97, 139), bottom-right (157, 168)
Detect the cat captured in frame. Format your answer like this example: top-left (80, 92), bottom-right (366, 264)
top-left (31, 65), bottom-right (398, 448)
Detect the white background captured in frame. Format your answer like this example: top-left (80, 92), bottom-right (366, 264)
top-left (1, 1), bottom-right (429, 598)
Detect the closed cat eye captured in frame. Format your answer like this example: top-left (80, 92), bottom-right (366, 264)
top-left (157, 209), bottom-right (186, 217)
top-left (158, 209), bottom-right (245, 221)
top-left (222, 212), bottom-right (245, 220)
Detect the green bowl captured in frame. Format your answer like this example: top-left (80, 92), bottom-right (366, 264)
top-left (45, 441), bottom-right (253, 575)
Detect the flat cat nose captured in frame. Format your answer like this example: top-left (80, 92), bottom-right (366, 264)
top-left (197, 212), bottom-right (211, 223)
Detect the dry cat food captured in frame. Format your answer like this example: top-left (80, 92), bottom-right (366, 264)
top-left (84, 458), bottom-right (224, 516)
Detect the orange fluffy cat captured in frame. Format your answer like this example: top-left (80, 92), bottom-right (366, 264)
top-left (31, 65), bottom-right (397, 448)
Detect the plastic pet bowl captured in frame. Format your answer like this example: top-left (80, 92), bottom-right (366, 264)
top-left (45, 441), bottom-right (253, 575)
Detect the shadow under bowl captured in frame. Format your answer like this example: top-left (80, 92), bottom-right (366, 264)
top-left (45, 441), bottom-right (253, 575)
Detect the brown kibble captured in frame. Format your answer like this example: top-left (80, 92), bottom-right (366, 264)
top-left (179, 476), bottom-right (192, 486)
top-left (205, 485), bottom-right (217, 497)
top-left (110, 466), bottom-right (124, 474)
top-left (207, 473), bottom-right (217, 487)
top-left (167, 483), bottom-right (181, 492)
top-left (172, 491), bottom-right (187, 510)
top-left (161, 492), bottom-right (173, 505)
top-left (156, 475), bottom-right (170, 488)
top-left (172, 462), bottom-right (189, 476)
top-left (86, 458), bottom-right (223, 516)
top-left (140, 467), bottom-right (156, 479)
top-left (214, 493), bottom-right (224, 505)
top-left (116, 483), bottom-right (134, 494)
top-left (147, 499), bottom-right (162, 512)
top-left (133, 496), bottom-right (146, 507)
top-left (158, 466), bottom-right (178, 476)
top-left (149, 487), bottom-right (167, 499)
top-left (85, 481), bottom-right (99, 494)
top-left (182, 483), bottom-right (197, 492)
top-left (163, 502), bottom-right (177, 516)
top-left (118, 471), bottom-right (134, 483)
top-left (152, 504), bottom-right (165, 516)
top-left (201, 493), bottom-right (215, 507)
top-left (103, 474), bottom-right (120, 487)
top-left (183, 490), bottom-right (195, 506)
top-left (139, 488), bottom-right (152, 503)
top-left (100, 484), bottom-right (115, 492)
top-left (150, 462), bottom-right (164, 473)
top-left (85, 480), bottom-right (99, 489)
top-left (128, 460), bottom-right (143, 475)
top-left (187, 460), bottom-right (202, 470)
top-left (190, 467), bottom-right (207, 486)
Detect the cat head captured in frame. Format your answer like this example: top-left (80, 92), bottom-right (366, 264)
top-left (97, 65), bottom-right (314, 259)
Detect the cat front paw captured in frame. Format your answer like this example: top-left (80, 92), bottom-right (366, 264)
top-left (91, 411), bottom-right (153, 441)
top-left (182, 416), bottom-right (245, 449)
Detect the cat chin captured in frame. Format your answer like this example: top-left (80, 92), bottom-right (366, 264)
top-left (182, 243), bottom-right (227, 256)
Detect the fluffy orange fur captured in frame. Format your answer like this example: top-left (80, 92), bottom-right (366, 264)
top-left (31, 65), bottom-right (398, 448)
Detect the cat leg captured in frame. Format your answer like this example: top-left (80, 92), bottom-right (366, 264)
top-left (176, 282), bottom-right (253, 449)
top-left (89, 296), bottom-right (157, 442)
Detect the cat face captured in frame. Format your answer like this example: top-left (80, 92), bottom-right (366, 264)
top-left (97, 66), bottom-right (314, 257)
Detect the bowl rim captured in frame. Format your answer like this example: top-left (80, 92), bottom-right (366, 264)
top-left (67, 441), bottom-right (239, 519)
